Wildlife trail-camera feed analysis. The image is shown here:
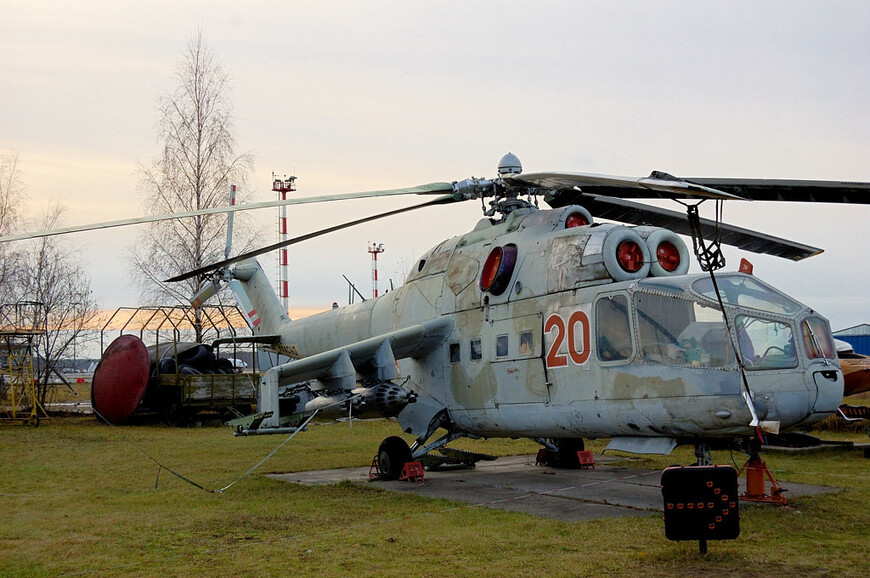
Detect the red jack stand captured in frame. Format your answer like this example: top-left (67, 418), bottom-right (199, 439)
top-left (368, 456), bottom-right (382, 481)
top-left (737, 453), bottom-right (787, 505)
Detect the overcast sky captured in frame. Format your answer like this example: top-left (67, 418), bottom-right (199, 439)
top-left (2, 1), bottom-right (869, 331)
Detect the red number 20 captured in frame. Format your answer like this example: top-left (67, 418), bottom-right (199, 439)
top-left (545, 311), bottom-right (590, 368)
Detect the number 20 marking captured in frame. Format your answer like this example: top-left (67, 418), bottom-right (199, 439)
top-left (545, 311), bottom-right (590, 368)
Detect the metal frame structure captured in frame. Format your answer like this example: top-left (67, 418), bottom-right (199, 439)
top-left (99, 305), bottom-right (254, 374)
top-left (0, 301), bottom-right (48, 426)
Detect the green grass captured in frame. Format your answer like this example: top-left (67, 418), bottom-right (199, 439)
top-left (1, 416), bottom-right (869, 576)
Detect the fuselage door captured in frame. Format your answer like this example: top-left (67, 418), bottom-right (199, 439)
top-left (490, 313), bottom-right (550, 405)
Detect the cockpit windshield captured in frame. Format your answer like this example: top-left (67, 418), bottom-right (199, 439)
top-left (634, 292), bottom-right (734, 368)
top-left (692, 275), bottom-right (802, 316)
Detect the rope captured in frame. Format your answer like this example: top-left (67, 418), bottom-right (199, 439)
top-left (216, 410), bottom-right (319, 493)
top-left (91, 404), bottom-right (320, 494)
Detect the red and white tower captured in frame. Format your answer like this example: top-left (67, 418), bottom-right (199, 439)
top-left (272, 174), bottom-right (297, 314)
top-left (368, 242), bottom-right (385, 298)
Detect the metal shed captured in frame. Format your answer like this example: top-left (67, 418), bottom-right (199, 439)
top-left (833, 324), bottom-right (870, 356)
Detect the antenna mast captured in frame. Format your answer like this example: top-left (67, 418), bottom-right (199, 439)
top-left (272, 174), bottom-right (297, 314)
top-left (368, 242), bottom-right (385, 298)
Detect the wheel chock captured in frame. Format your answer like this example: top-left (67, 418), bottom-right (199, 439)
top-left (577, 450), bottom-right (596, 469)
top-left (399, 461), bottom-right (425, 483)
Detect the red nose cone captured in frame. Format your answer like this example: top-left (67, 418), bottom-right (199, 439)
top-left (91, 335), bottom-right (150, 423)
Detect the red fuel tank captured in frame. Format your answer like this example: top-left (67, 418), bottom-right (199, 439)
top-left (91, 335), bottom-right (150, 423)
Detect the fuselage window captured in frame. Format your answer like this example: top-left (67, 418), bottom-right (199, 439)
top-left (449, 342), bottom-right (461, 363)
top-left (596, 295), bottom-right (632, 361)
top-left (519, 331), bottom-right (534, 355)
top-left (496, 334), bottom-right (509, 358)
top-left (470, 338), bottom-right (482, 360)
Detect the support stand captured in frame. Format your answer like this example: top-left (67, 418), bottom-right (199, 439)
top-left (737, 453), bottom-right (787, 505)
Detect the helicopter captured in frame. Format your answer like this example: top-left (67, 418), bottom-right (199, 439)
top-left (166, 153), bottom-right (863, 478)
top-left (4, 153), bottom-right (866, 479)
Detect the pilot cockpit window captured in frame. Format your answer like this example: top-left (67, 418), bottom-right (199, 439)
top-left (596, 295), bottom-right (632, 362)
top-left (736, 315), bottom-right (797, 370)
top-left (470, 338), bottom-right (483, 360)
top-left (449, 342), bottom-right (461, 363)
top-left (692, 275), bottom-right (802, 316)
top-left (635, 292), bottom-right (734, 368)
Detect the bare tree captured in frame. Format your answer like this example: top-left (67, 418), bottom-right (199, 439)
top-left (0, 151), bottom-right (25, 291)
top-left (132, 30), bottom-right (256, 325)
top-left (13, 202), bottom-right (100, 407)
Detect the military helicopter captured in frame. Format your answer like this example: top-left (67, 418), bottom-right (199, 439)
top-left (4, 154), bottom-right (865, 479)
top-left (164, 153), bottom-right (862, 478)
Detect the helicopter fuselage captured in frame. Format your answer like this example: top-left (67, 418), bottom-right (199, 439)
top-left (238, 204), bottom-right (843, 450)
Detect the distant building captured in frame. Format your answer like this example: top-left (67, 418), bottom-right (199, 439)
top-left (833, 324), bottom-right (870, 356)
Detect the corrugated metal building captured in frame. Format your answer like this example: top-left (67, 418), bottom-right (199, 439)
top-left (833, 324), bottom-right (870, 356)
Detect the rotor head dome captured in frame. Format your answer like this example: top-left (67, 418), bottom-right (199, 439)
top-left (498, 152), bottom-right (523, 176)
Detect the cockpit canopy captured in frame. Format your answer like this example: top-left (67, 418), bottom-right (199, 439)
top-left (599, 274), bottom-right (835, 372)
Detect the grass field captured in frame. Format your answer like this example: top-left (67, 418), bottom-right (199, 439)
top-left (1, 415), bottom-right (869, 577)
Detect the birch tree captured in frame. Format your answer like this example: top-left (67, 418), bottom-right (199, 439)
top-left (131, 30), bottom-right (256, 322)
top-left (0, 152), bottom-right (25, 291)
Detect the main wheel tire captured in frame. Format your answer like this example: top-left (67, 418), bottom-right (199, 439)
top-left (377, 436), bottom-right (412, 480)
top-left (551, 438), bottom-right (585, 469)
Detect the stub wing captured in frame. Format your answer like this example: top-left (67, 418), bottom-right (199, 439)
top-left (272, 317), bottom-right (453, 388)
top-left (254, 317), bottom-right (453, 429)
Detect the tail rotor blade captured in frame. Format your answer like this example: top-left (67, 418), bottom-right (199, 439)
top-left (190, 280), bottom-right (221, 309)
top-left (228, 279), bottom-right (261, 330)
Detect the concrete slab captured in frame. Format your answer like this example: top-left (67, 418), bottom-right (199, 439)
top-left (269, 454), bottom-right (838, 522)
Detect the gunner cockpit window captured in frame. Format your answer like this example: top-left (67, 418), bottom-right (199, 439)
top-left (635, 292), bottom-right (733, 368)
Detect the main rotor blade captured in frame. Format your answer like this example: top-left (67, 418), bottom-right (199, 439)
top-left (0, 182), bottom-right (455, 243)
top-left (166, 194), bottom-right (459, 283)
top-left (680, 177), bottom-right (870, 204)
top-left (508, 171), bottom-right (745, 201)
top-left (549, 193), bottom-right (823, 261)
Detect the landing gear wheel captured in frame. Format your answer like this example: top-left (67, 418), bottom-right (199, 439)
top-left (377, 436), bottom-right (412, 480)
top-left (550, 438), bottom-right (585, 469)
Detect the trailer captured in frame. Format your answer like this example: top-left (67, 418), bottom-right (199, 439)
top-left (92, 306), bottom-right (267, 425)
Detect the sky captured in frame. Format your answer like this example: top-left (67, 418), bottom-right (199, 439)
top-left (2, 1), bottom-right (869, 332)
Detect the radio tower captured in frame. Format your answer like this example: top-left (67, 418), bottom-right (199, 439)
top-left (368, 242), bottom-right (385, 298)
top-left (272, 174), bottom-right (297, 313)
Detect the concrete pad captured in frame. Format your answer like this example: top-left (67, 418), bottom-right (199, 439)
top-left (269, 454), bottom-right (837, 522)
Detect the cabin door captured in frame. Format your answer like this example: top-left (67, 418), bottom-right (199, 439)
top-left (490, 313), bottom-right (550, 405)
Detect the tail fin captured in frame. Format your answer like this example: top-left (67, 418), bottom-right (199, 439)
top-left (229, 259), bottom-right (291, 335)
